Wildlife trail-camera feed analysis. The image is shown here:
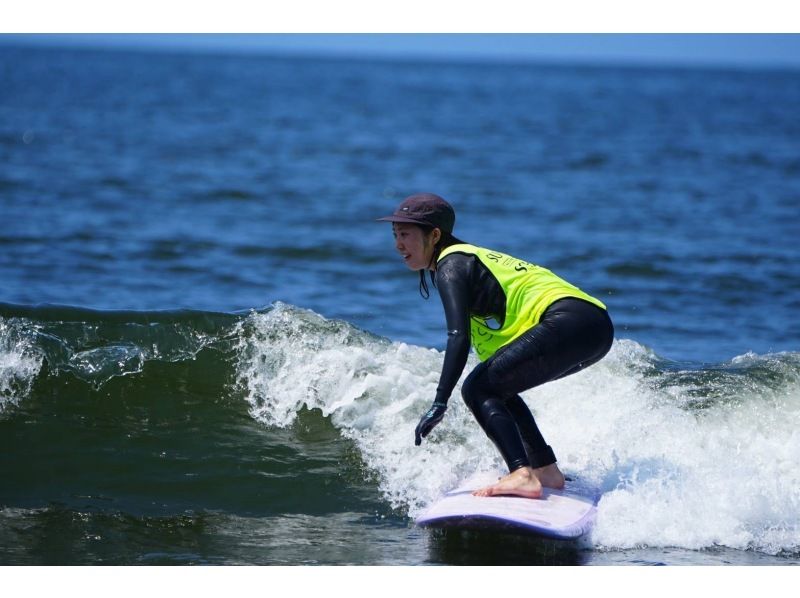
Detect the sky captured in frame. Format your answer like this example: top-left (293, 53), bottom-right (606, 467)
top-left (3, 1), bottom-right (800, 69)
top-left (4, 33), bottom-right (800, 69)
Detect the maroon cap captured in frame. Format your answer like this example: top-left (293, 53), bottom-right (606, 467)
top-left (376, 193), bottom-right (455, 233)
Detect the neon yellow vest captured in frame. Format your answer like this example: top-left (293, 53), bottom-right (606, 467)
top-left (437, 244), bottom-right (607, 361)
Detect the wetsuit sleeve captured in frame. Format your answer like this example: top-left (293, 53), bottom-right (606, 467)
top-left (434, 254), bottom-right (473, 404)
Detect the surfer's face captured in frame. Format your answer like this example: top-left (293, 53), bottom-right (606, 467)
top-left (393, 223), bottom-right (440, 271)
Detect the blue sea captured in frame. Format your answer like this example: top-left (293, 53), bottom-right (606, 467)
top-left (1, 42), bottom-right (799, 566)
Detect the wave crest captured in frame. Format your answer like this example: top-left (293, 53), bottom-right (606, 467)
top-left (2, 301), bottom-right (799, 555)
top-left (0, 317), bottom-right (44, 411)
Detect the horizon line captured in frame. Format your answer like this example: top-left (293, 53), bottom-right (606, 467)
top-left (3, 34), bottom-right (800, 73)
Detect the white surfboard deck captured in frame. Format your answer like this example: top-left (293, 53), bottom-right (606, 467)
top-left (416, 474), bottom-right (598, 540)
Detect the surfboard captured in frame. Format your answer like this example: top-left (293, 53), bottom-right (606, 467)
top-left (415, 476), bottom-right (598, 540)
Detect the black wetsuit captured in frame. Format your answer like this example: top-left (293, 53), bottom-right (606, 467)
top-left (433, 252), bottom-right (614, 471)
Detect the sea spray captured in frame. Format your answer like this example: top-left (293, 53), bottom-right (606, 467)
top-left (0, 305), bottom-right (238, 391)
top-left (0, 317), bottom-right (44, 412)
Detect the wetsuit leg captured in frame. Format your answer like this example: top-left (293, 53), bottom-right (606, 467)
top-left (461, 298), bottom-right (614, 471)
top-left (461, 363), bottom-right (532, 471)
top-left (505, 394), bottom-right (556, 467)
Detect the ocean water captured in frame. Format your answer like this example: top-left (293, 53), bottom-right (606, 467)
top-left (1, 43), bottom-right (799, 566)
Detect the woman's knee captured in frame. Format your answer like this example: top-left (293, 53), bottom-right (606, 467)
top-left (461, 362), bottom-right (490, 410)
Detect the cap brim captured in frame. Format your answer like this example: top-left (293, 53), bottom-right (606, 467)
top-left (375, 215), bottom-right (427, 225)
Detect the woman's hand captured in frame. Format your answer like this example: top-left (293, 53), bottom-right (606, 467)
top-left (414, 401), bottom-right (448, 445)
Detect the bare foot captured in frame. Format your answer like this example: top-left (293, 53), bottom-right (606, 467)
top-left (472, 467), bottom-right (543, 499)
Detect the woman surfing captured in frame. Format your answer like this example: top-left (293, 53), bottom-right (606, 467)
top-left (378, 193), bottom-right (614, 499)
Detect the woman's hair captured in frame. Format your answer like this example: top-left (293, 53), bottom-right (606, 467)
top-left (418, 226), bottom-right (466, 299)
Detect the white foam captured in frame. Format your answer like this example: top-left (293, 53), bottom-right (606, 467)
top-left (234, 303), bottom-right (501, 514)
top-left (235, 304), bottom-right (800, 555)
top-left (0, 318), bottom-right (44, 412)
top-left (575, 345), bottom-right (800, 555)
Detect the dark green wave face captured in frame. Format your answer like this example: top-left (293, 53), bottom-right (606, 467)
top-left (0, 304), bottom-right (407, 564)
top-left (2, 302), bottom-right (800, 564)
